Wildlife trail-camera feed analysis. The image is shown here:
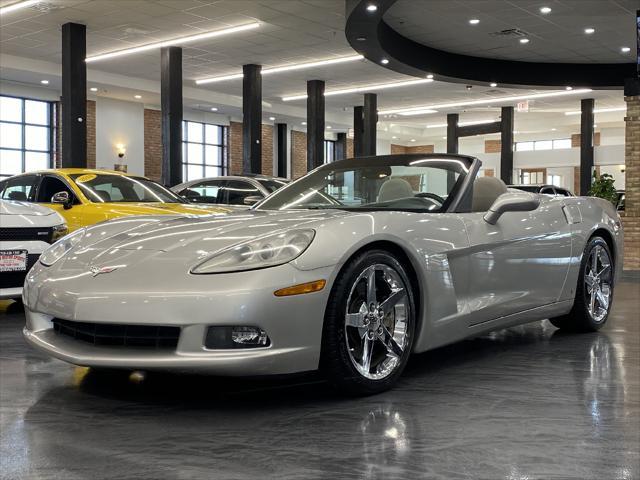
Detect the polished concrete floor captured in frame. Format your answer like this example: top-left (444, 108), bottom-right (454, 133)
top-left (1, 278), bottom-right (639, 480)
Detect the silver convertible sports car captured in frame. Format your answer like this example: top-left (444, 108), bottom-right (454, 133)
top-left (23, 154), bottom-right (622, 395)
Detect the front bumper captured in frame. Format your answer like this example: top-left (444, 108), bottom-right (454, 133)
top-left (23, 261), bottom-right (336, 375)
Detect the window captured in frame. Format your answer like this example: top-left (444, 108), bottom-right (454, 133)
top-left (515, 138), bottom-right (571, 152)
top-left (324, 140), bottom-right (335, 164)
top-left (178, 179), bottom-right (226, 204)
top-left (0, 174), bottom-right (39, 201)
top-left (37, 175), bottom-right (76, 203)
top-left (519, 169), bottom-right (545, 185)
top-left (548, 174), bottom-right (562, 187)
top-left (0, 95), bottom-right (53, 178)
top-left (182, 121), bottom-right (228, 182)
top-left (222, 180), bottom-right (261, 206)
top-left (69, 173), bottom-right (183, 203)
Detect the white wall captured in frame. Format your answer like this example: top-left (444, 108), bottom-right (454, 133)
top-left (95, 97), bottom-right (144, 175)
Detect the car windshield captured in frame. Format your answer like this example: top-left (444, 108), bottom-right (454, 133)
top-left (256, 178), bottom-right (289, 193)
top-left (258, 155), bottom-right (471, 212)
top-left (69, 173), bottom-right (185, 203)
top-left (510, 185), bottom-right (540, 193)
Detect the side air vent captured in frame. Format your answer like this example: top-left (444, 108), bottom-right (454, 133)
top-left (490, 28), bottom-right (529, 38)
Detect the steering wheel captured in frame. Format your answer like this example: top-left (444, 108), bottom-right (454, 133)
top-left (415, 192), bottom-right (445, 205)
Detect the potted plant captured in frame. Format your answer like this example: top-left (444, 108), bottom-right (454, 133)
top-left (588, 171), bottom-right (618, 205)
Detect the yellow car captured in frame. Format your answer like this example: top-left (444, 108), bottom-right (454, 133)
top-left (0, 169), bottom-right (229, 231)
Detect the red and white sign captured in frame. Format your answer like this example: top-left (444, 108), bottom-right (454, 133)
top-left (517, 100), bottom-right (529, 112)
top-left (0, 250), bottom-right (27, 272)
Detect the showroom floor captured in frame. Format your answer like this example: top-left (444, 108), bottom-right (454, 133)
top-left (1, 278), bottom-right (638, 480)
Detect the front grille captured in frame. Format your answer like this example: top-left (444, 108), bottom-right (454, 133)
top-left (51, 319), bottom-right (180, 349)
top-left (0, 227), bottom-right (54, 243)
top-left (0, 254), bottom-right (39, 289)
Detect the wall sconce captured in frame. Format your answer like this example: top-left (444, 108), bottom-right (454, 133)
top-left (115, 143), bottom-right (126, 158)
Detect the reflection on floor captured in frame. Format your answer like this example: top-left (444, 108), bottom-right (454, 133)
top-left (1, 278), bottom-right (638, 480)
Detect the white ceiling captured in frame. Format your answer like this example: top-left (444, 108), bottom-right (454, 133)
top-left (0, 0), bottom-right (630, 142)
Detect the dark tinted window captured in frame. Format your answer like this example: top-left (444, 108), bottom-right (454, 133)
top-left (223, 180), bottom-right (261, 205)
top-left (37, 176), bottom-right (75, 203)
top-left (180, 180), bottom-right (225, 204)
top-left (540, 186), bottom-right (555, 195)
top-left (256, 179), bottom-right (289, 193)
top-left (0, 174), bottom-right (38, 201)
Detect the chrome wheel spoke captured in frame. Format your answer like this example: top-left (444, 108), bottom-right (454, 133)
top-left (589, 287), bottom-right (597, 314)
top-left (366, 267), bottom-right (377, 305)
top-left (361, 335), bottom-right (373, 373)
top-left (379, 325), bottom-right (403, 359)
top-left (379, 288), bottom-right (405, 316)
top-left (596, 288), bottom-right (609, 311)
top-left (584, 244), bottom-right (612, 323)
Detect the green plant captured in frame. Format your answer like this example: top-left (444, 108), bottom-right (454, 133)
top-left (588, 171), bottom-right (617, 205)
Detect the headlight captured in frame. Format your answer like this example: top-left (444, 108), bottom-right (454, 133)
top-left (191, 229), bottom-right (315, 274)
top-left (40, 228), bottom-right (86, 267)
top-left (51, 223), bottom-right (68, 243)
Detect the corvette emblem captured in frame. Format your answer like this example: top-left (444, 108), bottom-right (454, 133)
top-left (90, 266), bottom-right (118, 277)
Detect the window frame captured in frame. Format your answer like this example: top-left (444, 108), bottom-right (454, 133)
top-left (324, 139), bottom-right (336, 164)
top-left (181, 121), bottom-right (228, 182)
top-left (0, 94), bottom-right (54, 179)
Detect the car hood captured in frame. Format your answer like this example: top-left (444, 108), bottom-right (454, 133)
top-left (0, 200), bottom-right (59, 217)
top-left (78, 209), bottom-right (350, 257)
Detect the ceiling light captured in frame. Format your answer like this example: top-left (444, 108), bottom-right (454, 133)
top-left (378, 88), bottom-right (593, 116)
top-left (0, 0), bottom-right (39, 15)
top-left (326, 125), bottom-right (332, 129)
top-left (410, 139), bottom-right (416, 142)
top-left (86, 23), bottom-right (260, 63)
top-left (621, 46), bottom-right (631, 53)
top-left (490, 82), bottom-right (497, 87)
top-left (269, 116), bottom-right (276, 121)
top-left (442, 136), bottom-right (447, 139)
top-left (381, 58), bottom-right (389, 64)
top-left (519, 38), bottom-right (530, 44)
top-left (551, 128), bottom-right (557, 131)
top-left (565, 86), bottom-right (572, 90)
top-left (282, 78), bottom-right (433, 101)
top-left (134, 95), bottom-right (142, 99)
top-left (366, 4), bottom-right (378, 12)
top-left (392, 136), bottom-right (398, 139)
top-left (90, 87), bottom-right (98, 92)
top-left (594, 124), bottom-right (598, 128)
top-left (564, 106), bottom-right (626, 115)
top-left (196, 55), bottom-right (363, 84)
top-left (210, 107), bottom-right (218, 111)
top-left (301, 121), bottom-right (307, 125)
top-left (584, 27), bottom-right (595, 34)
top-left (539, 6), bottom-right (551, 14)
top-left (469, 19), bottom-right (480, 25)
top-left (40, 79), bottom-right (49, 85)
top-left (427, 74), bottom-right (434, 79)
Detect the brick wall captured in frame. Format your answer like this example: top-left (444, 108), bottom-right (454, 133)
top-left (261, 124), bottom-right (274, 176)
top-left (291, 130), bottom-right (307, 179)
top-left (484, 169), bottom-right (495, 177)
top-left (622, 95), bottom-right (639, 270)
top-left (346, 138), bottom-right (354, 159)
top-left (54, 100), bottom-right (96, 169)
top-left (143, 109), bottom-right (162, 182)
top-left (485, 139), bottom-right (501, 153)
top-left (391, 144), bottom-right (407, 154)
top-left (571, 132), bottom-right (601, 147)
top-left (573, 166), bottom-right (581, 196)
top-left (229, 121), bottom-right (243, 175)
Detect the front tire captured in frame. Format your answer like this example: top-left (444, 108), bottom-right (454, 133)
top-left (550, 237), bottom-right (614, 332)
top-left (320, 249), bottom-right (416, 395)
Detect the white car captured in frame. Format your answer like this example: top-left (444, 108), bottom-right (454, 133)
top-left (0, 199), bottom-right (67, 300)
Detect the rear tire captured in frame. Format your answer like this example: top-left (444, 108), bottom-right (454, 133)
top-left (320, 249), bottom-right (416, 396)
top-left (550, 237), bottom-right (614, 332)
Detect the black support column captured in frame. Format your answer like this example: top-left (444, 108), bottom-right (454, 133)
top-left (446, 113), bottom-right (459, 154)
top-left (276, 123), bottom-right (288, 178)
top-left (500, 106), bottom-right (514, 185)
top-left (160, 46), bottom-right (183, 187)
top-left (353, 106), bottom-right (364, 158)
top-left (336, 132), bottom-right (347, 160)
top-left (61, 22), bottom-right (87, 168)
top-left (243, 64), bottom-right (262, 174)
top-left (363, 93), bottom-right (377, 156)
top-left (580, 98), bottom-right (595, 195)
top-left (307, 80), bottom-right (325, 170)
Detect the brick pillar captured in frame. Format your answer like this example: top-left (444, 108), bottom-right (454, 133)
top-left (143, 109), bottom-right (162, 182)
top-left (622, 95), bottom-right (640, 270)
top-left (86, 100), bottom-right (96, 169)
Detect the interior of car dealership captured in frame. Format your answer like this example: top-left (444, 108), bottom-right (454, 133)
top-left (1, 0), bottom-right (639, 478)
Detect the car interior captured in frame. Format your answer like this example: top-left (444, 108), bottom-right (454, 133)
top-left (471, 177), bottom-right (508, 212)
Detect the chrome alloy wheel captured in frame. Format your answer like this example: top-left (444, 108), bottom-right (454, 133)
top-left (344, 264), bottom-right (411, 380)
top-left (584, 244), bottom-right (612, 323)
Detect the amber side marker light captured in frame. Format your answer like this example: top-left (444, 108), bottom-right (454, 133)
top-left (274, 280), bottom-right (326, 297)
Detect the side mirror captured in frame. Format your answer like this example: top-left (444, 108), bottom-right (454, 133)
top-left (51, 191), bottom-right (72, 210)
top-left (243, 195), bottom-right (263, 206)
top-left (484, 192), bottom-right (540, 225)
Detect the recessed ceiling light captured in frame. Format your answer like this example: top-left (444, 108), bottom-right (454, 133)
top-left (40, 79), bottom-right (49, 85)
top-left (326, 125), bottom-right (332, 129)
top-left (594, 124), bottom-right (598, 128)
top-left (539, 6), bottom-right (552, 14)
top-left (621, 46), bottom-right (631, 53)
top-left (490, 82), bottom-right (497, 87)
top-left (519, 38), bottom-right (530, 44)
top-left (366, 4), bottom-right (378, 12)
top-left (269, 116), bottom-right (275, 121)
top-left (427, 74), bottom-right (434, 79)
top-left (0, 0), bottom-right (39, 15)
top-left (392, 136), bottom-right (397, 139)
top-left (196, 54), bottom-right (363, 84)
top-left (584, 27), bottom-right (595, 34)
top-left (442, 136), bottom-right (447, 139)
top-left (565, 86), bottom-right (572, 91)
top-left (210, 107), bottom-right (218, 111)
top-left (90, 87), bottom-right (98, 92)
top-left (282, 78), bottom-right (433, 101)
top-left (469, 19), bottom-right (480, 25)
top-left (134, 95), bottom-right (142, 99)
top-left (410, 139), bottom-right (416, 142)
top-left (378, 88), bottom-right (593, 116)
top-left (381, 58), bottom-right (389, 64)
top-left (86, 23), bottom-right (260, 63)
top-left (301, 121), bottom-right (307, 125)
top-left (551, 128), bottom-right (557, 131)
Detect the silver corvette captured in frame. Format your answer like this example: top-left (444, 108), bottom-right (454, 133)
top-left (23, 154), bottom-right (623, 394)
